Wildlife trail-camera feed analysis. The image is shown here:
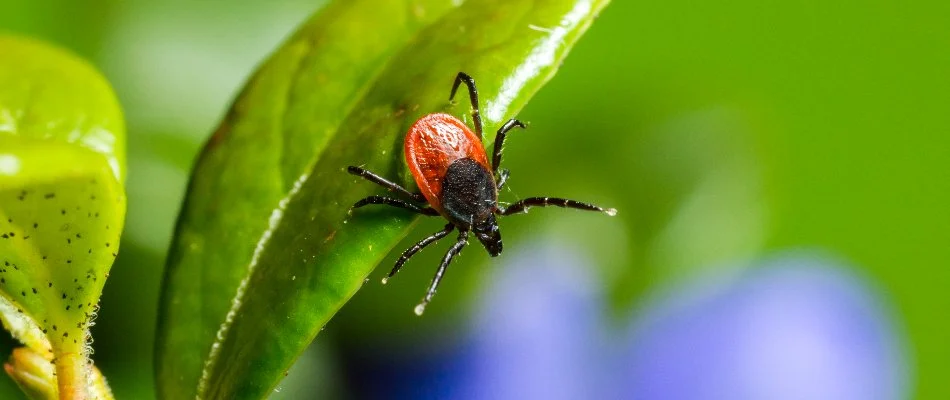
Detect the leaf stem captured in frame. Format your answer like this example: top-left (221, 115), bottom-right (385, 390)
top-left (54, 350), bottom-right (87, 400)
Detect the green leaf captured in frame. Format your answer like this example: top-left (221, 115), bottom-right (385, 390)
top-left (0, 35), bottom-right (125, 399)
top-left (155, 0), bottom-right (610, 398)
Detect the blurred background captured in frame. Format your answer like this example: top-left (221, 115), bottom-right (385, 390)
top-left (2, 0), bottom-right (947, 399)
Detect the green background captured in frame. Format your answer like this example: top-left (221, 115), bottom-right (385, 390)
top-left (1, 0), bottom-right (946, 398)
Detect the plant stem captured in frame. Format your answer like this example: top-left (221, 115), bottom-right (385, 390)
top-left (54, 350), bottom-right (87, 400)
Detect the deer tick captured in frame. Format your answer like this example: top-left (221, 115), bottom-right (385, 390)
top-left (348, 72), bottom-right (616, 315)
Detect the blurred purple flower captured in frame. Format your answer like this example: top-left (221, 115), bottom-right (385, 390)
top-left (449, 245), bottom-right (608, 400)
top-left (622, 254), bottom-right (910, 400)
top-left (357, 245), bottom-right (910, 400)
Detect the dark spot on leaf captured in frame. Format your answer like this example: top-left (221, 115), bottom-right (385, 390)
top-left (20, 291), bottom-right (25, 297)
top-left (66, 305), bottom-right (70, 310)
top-left (67, 260), bottom-right (72, 264)
top-left (33, 223), bottom-right (38, 228)
top-left (23, 235), bottom-right (29, 239)
top-left (52, 325), bottom-right (57, 331)
top-left (1, 278), bottom-right (5, 284)
top-left (42, 329), bottom-right (47, 333)
top-left (61, 293), bottom-right (66, 299)
top-left (76, 233), bottom-right (81, 239)
top-left (31, 288), bottom-right (36, 294)
top-left (1, 234), bottom-right (7, 239)
top-left (105, 242), bottom-right (110, 247)
top-left (48, 282), bottom-right (52, 288)
top-left (44, 193), bottom-right (55, 199)
top-left (8, 232), bottom-right (13, 237)
top-left (90, 195), bottom-right (96, 200)
top-left (88, 249), bottom-right (92, 254)
top-left (63, 332), bottom-right (68, 337)
top-left (67, 238), bottom-right (71, 244)
top-left (61, 209), bottom-right (66, 215)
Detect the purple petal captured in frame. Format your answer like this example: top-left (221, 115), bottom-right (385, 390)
top-left (622, 252), bottom-right (910, 400)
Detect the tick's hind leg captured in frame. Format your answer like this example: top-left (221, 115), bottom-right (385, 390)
top-left (498, 197), bottom-right (617, 216)
top-left (383, 224), bottom-right (455, 284)
top-left (414, 230), bottom-right (470, 316)
top-left (349, 195), bottom-right (439, 216)
top-left (348, 165), bottom-right (425, 202)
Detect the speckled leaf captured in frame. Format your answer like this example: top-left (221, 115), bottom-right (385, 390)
top-left (155, 0), bottom-right (609, 398)
top-left (0, 35), bottom-right (125, 399)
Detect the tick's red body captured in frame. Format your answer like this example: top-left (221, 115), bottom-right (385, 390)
top-left (348, 72), bottom-right (615, 315)
top-left (405, 113), bottom-right (492, 213)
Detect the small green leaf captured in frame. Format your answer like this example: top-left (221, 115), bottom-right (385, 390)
top-left (4, 347), bottom-right (113, 400)
top-left (0, 35), bottom-right (125, 399)
top-left (4, 347), bottom-right (57, 400)
top-left (155, 0), bottom-right (609, 398)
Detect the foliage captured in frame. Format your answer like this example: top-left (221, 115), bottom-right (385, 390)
top-left (154, 0), bottom-right (609, 398)
top-left (0, 35), bottom-right (125, 399)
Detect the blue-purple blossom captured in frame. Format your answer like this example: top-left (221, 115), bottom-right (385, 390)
top-left (348, 244), bottom-right (910, 400)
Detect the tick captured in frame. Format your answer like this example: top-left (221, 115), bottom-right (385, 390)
top-left (348, 72), bottom-right (616, 315)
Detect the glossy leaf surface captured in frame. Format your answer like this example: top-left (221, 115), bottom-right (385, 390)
top-left (0, 35), bottom-right (125, 399)
top-left (155, 1), bottom-right (609, 398)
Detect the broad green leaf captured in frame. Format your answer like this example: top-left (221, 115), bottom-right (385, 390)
top-left (155, 0), bottom-right (609, 398)
top-left (0, 35), bottom-right (125, 399)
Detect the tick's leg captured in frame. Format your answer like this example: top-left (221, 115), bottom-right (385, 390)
top-left (492, 119), bottom-right (526, 173)
top-left (496, 168), bottom-right (510, 190)
top-left (347, 166), bottom-right (425, 202)
top-left (350, 195), bottom-right (439, 216)
top-left (498, 197), bottom-right (617, 216)
top-left (449, 72), bottom-right (483, 138)
top-left (383, 224), bottom-right (455, 284)
top-left (414, 230), bottom-right (470, 316)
